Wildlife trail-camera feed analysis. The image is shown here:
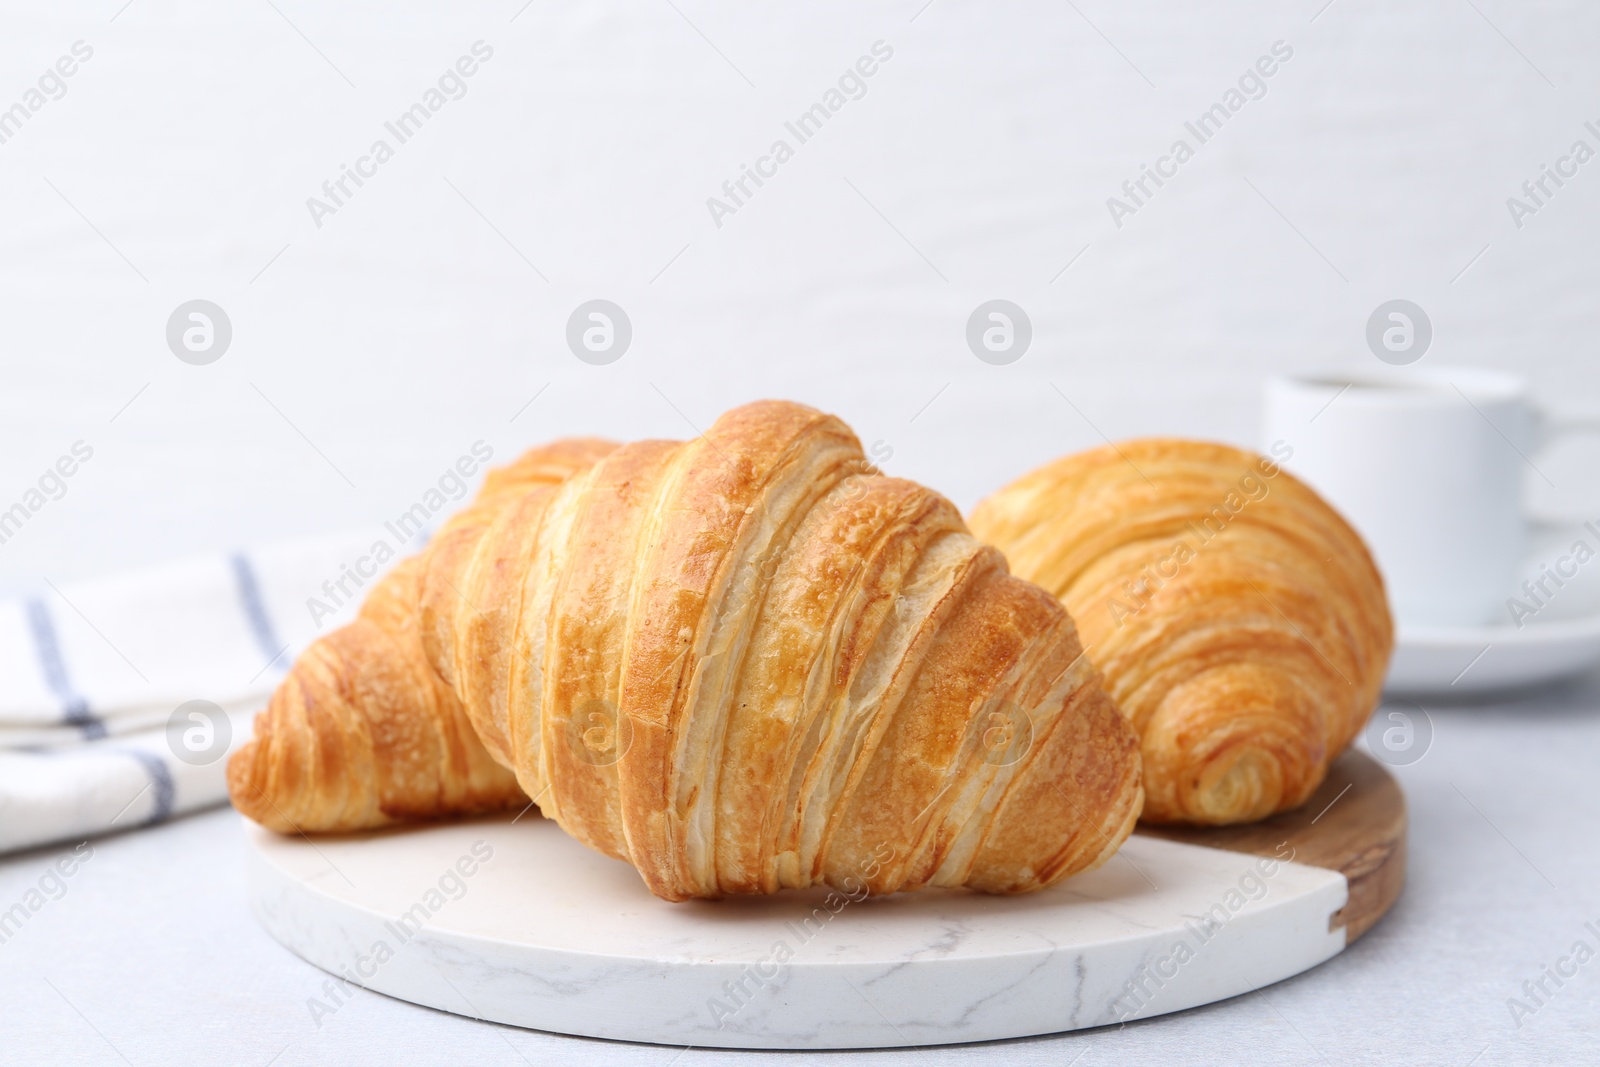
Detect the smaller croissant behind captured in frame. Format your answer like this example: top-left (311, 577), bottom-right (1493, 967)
top-left (970, 439), bottom-right (1393, 826)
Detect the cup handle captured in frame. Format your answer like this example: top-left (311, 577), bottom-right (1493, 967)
top-left (1528, 405), bottom-right (1600, 522)
top-left (1532, 407), bottom-right (1600, 451)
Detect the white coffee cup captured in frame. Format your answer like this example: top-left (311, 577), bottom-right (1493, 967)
top-left (1262, 366), bottom-right (1594, 627)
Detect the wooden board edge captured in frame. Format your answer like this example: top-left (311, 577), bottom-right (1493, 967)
top-left (1133, 750), bottom-right (1406, 945)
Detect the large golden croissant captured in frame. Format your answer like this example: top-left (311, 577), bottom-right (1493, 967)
top-left (969, 438), bottom-right (1392, 826)
top-left (230, 401), bottom-right (1142, 901)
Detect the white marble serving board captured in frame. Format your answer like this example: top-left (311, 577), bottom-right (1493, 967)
top-left (245, 815), bottom-right (1348, 1049)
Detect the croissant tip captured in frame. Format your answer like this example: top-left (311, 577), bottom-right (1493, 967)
top-left (225, 740), bottom-right (276, 829)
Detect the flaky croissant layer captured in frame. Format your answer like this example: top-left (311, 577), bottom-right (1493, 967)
top-left (230, 401), bottom-right (1143, 901)
top-left (970, 438), bottom-right (1393, 826)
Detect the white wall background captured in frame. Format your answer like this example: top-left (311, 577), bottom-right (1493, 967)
top-left (2, 0), bottom-right (1598, 591)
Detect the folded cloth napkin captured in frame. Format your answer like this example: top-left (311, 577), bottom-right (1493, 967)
top-left (0, 532), bottom-right (408, 854)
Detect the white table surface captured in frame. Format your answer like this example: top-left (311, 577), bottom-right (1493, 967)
top-left (2, 672), bottom-right (1596, 1066)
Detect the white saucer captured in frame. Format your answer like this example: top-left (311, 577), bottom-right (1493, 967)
top-left (1387, 613), bottom-right (1600, 694)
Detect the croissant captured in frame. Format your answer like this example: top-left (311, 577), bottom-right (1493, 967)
top-left (230, 401), bottom-right (1142, 901)
top-left (969, 438), bottom-right (1392, 826)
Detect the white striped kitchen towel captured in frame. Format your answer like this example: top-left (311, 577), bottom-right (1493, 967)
top-left (0, 531), bottom-right (413, 854)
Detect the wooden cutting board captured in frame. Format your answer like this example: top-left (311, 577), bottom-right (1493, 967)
top-left (1138, 749), bottom-right (1406, 943)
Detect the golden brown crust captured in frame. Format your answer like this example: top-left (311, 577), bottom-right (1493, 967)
top-left (227, 439), bottom-right (616, 834)
top-left (231, 401), bottom-right (1143, 901)
top-left (226, 558), bottom-right (527, 832)
top-left (968, 438), bottom-right (1393, 826)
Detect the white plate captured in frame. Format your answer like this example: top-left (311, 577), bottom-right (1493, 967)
top-left (1387, 613), bottom-right (1600, 694)
top-left (246, 816), bottom-right (1348, 1049)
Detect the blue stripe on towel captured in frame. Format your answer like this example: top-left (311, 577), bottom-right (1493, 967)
top-left (25, 598), bottom-right (106, 740)
top-left (230, 553), bottom-right (289, 675)
top-left (122, 749), bottom-right (176, 825)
